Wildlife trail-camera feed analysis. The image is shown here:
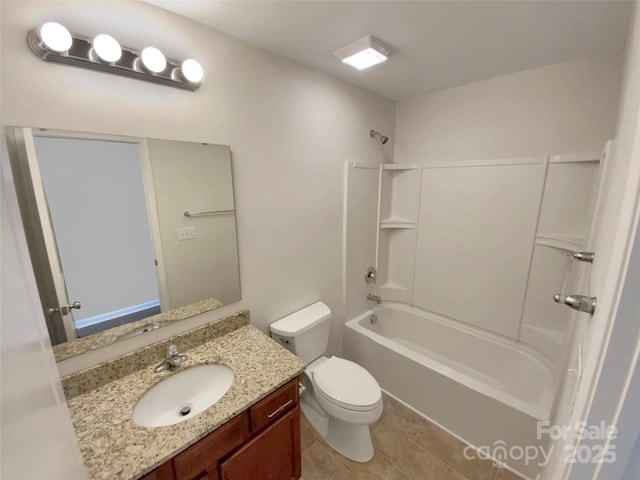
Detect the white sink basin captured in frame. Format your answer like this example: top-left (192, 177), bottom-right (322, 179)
top-left (132, 364), bottom-right (234, 427)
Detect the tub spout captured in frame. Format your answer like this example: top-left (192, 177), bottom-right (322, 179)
top-left (367, 294), bottom-right (382, 304)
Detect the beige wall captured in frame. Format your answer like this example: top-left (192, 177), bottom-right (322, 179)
top-left (394, 55), bottom-right (623, 163)
top-left (1, 1), bottom-right (395, 371)
top-left (147, 140), bottom-right (240, 309)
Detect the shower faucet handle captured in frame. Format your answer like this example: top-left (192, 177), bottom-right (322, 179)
top-left (365, 266), bottom-right (377, 284)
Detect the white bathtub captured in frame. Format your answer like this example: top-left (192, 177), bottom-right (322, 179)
top-left (344, 303), bottom-right (557, 477)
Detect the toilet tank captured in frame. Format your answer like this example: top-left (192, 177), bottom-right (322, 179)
top-left (269, 302), bottom-right (331, 364)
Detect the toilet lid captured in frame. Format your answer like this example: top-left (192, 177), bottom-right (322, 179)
top-left (312, 356), bottom-right (381, 408)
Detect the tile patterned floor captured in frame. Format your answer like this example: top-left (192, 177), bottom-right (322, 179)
top-left (300, 393), bottom-right (523, 480)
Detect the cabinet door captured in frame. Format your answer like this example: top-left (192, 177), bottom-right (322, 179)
top-left (174, 413), bottom-right (250, 480)
top-left (220, 407), bottom-right (301, 480)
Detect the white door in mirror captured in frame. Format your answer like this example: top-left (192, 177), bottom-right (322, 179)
top-left (132, 365), bottom-right (234, 427)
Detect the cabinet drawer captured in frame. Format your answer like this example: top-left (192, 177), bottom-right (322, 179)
top-left (174, 412), bottom-right (250, 480)
top-left (249, 379), bottom-right (298, 432)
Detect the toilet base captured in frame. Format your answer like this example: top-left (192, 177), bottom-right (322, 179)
top-left (300, 396), bottom-right (329, 439)
top-left (300, 395), bottom-right (374, 463)
top-left (326, 417), bottom-right (374, 462)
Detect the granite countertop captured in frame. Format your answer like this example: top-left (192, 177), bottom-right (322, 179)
top-left (54, 297), bottom-right (225, 362)
top-left (65, 323), bottom-right (306, 480)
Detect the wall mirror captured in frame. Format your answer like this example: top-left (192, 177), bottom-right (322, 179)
top-left (5, 127), bottom-right (241, 360)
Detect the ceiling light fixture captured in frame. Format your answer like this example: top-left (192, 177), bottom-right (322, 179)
top-left (333, 35), bottom-right (391, 71)
top-left (27, 23), bottom-right (203, 91)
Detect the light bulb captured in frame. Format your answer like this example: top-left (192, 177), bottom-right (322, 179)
top-left (141, 47), bottom-right (166, 73)
top-left (93, 34), bottom-right (121, 63)
top-left (39, 22), bottom-right (72, 53)
top-left (341, 48), bottom-right (388, 70)
top-left (181, 59), bottom-right (204, 83)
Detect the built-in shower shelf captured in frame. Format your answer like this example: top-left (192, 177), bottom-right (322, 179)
top-left (380, 218), bottom-right (416, 229)
top-left (535, 234), bottom-right (585, 252)
top-left (382, 163), bottom-right (419, 171)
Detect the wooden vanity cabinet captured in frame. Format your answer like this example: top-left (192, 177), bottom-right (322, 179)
top-left (139, 378), bottom-right (300, 480)
top-left (173, 413), bottom-right (251, 480)
top-left (220, 408), bottom-right (300, 480)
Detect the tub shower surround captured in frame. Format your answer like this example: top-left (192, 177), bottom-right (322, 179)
top-left (345, 153), bottom-right (601, 379)
top-left (61, 310), bottom-right (305, 480)
top-left (344, 152), bottom-right (603, 478)
top-left (363, 154), bottom-right (601, 361)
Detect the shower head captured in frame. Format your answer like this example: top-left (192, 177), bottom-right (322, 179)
top-left (370, 129), bottom-right (389, 145)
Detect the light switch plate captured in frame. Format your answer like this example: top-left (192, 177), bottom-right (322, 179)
top-left (177, 226), bottom-right (196, 241)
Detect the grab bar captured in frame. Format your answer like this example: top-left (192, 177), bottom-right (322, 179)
top-left (184, 209), bottom-right (235, 218)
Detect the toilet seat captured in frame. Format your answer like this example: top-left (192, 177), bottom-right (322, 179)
top-left (311, 356), bottom-right (381, 411)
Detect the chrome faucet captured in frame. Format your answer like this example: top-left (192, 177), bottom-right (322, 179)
top-left (553, 293), bottom-right (597, 315)
top-left (367, 293), bottom-right (382, 304)
top-left (569, 251), bottom-right (595, 264)
top-left (154, 344), bottom-right (188, 373)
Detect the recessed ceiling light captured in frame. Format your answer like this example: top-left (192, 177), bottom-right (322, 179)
top-left (333, 35), bottom-right (391, 71)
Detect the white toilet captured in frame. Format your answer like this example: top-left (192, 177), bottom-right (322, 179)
top-left (270, 301), bottom-right (382, 462)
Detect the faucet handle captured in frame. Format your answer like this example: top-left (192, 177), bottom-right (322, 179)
top-left (365, 266), bottom-right (377, 284)
top-left (168, 343), bottom-right (178, 356)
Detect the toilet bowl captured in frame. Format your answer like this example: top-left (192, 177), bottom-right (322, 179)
top-left (306, 356), bottom-right (382, 461)
top-left (269, 302), bottom-right (382, 462)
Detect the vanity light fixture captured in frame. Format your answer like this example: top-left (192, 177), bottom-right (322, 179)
top-left (140, 46), bottom-right (167, 73)
top-left (333, 35), bottom-right (391, 71)
top-left (181, 59), bottom-right (204, 84)
top-left (92, 34), bottom-right (122, 63)
top-left (36, 22), bottom-right (73, 54)
top-left (27, 22), bottom-right (204, 91)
